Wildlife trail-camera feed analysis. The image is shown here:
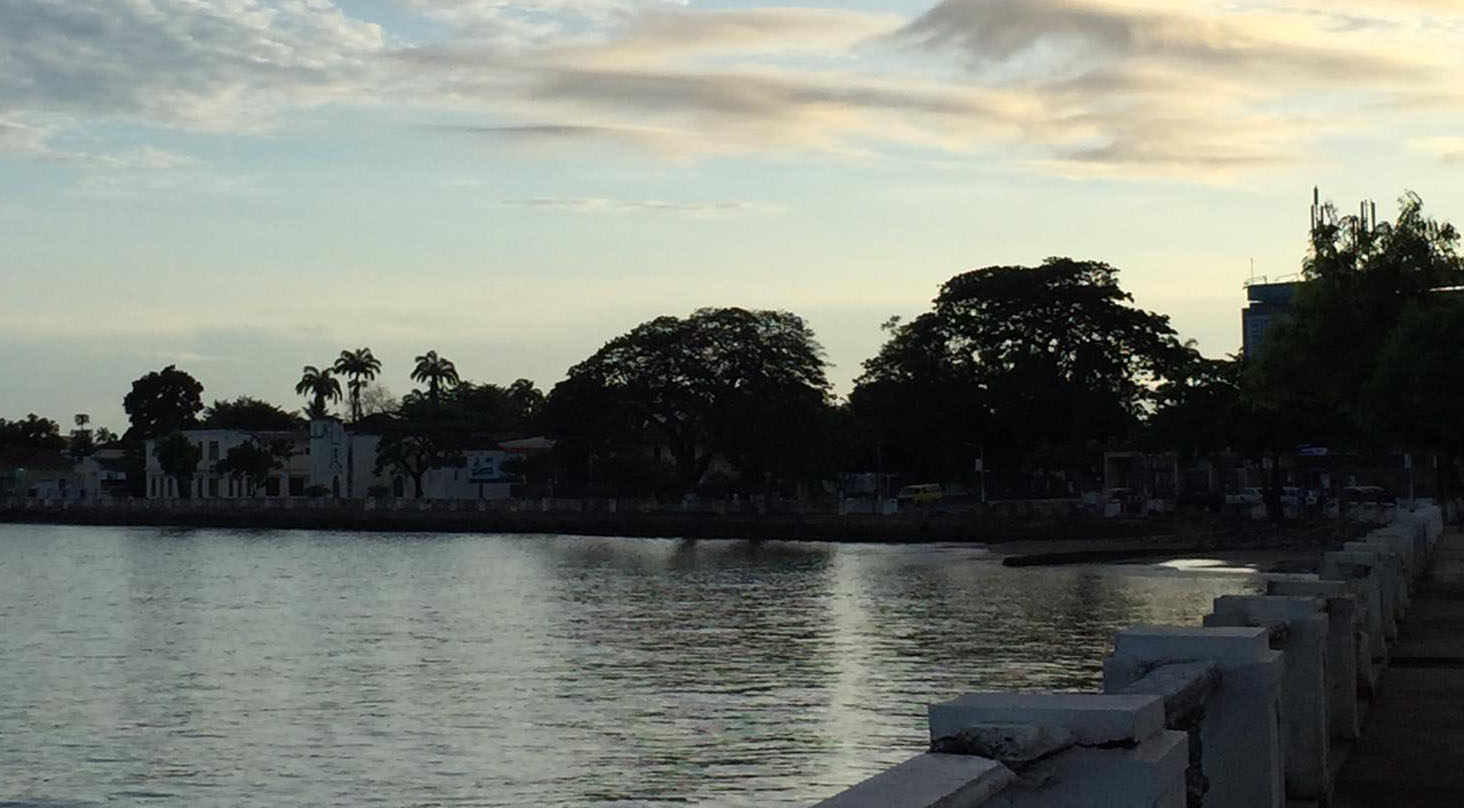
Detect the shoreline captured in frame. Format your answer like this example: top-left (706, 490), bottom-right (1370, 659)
top-left (1, 500), bottom-right (1178, 544)
top-left (0, 502), bottom-right (1341, 561)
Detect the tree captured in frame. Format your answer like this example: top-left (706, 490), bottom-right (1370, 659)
top-left (373, 400), bottom-right (465, 498)
top-left (507, 378), bottom-right (545, 428)
top-left (95, 427), bottom-right (117, 444)
top-left (200, 397), bottom-right (306, 431)
top-left (154, 431), bottom-right (202, 499)
top-left (1142, 350), bottom-right (1246, 463)
top-left (357, 382), bottom-right (399, 417)
top-left (333, 347), bottom-right (383, 422)
top-left (1251, 193), bottom-right (1464, 451)
top-left (69, 412), bottom-right (96, 462)
top-left (411, 350), bottom-right (460, 401)
top-left (546, 307), bottom-right (831, 492)
top-left (123, 365), bottom-right (203, 440)
top-left (0, 414), bottom-right (67, 450)
top-left (856, 258), bottom-right (1186, 491)
top-left (215, 440), bottom-right (283, 496)
top-left (295, 365), bottom-right (342, 419)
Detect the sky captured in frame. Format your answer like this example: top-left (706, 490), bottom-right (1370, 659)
top-left (3, 0), bottom-right (1464, 432)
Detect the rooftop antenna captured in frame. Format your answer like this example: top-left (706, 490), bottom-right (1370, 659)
top-left (1310, 186), bottom-right (1319, 232)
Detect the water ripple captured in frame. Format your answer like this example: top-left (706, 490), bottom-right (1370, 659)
top-left (0, 525), bottom-right (1256, 806)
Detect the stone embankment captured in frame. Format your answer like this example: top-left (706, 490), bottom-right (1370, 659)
top-left (0, 497), bottom-right (1171, 543)
top-left (811, 505), bottom-right (1445, 808)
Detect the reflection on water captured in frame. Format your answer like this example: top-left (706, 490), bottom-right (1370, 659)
top-left (0, 526), bottom-right (1257, 806)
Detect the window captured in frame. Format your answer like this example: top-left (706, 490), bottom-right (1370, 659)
top-left (289, 476), bottom-right (305, 496)
top-left (208, 441), bottom-right (219, 461)
top-left (208, 478), bottom-right (219, 497)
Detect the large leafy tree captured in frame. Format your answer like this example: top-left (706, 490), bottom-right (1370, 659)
top-left (373, 399), bottom-right (466, 498)
top-left (123, 365), bottom-right (204, 440)
top-left (545, 307), bottom-right (831, 492)
top-left (333, 347), bottom-right (382, 422)
top-left (215, 440), bottom-right (284, 495)
top-left (411, 350), bottom-right (460, 401)
top-left (154, 431), bottom-right (202, 499)
top-left (855, 258), bottom-right (1186, 490)
top-left (295, 365), bottom-right (342, 419)
top-left (201, 397), bottom-right (305, 431)
top-left (1251, 193), bottom-right (1464, 450)
top-left (0, 414), bottom-right (67, 450)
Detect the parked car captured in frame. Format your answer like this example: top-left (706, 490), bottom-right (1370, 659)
top-left (896, 484), bottom-right (943, 506)
top-left (1225, 487), bottom-right (1264, 506)
top-left (1341, 486), bottom-right (1396, 505)
top-left (1105, 487), bottom-right (1146, 515)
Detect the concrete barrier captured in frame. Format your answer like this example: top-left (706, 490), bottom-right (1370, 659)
top-left (808, 506), bottom-right (1442, 808)
top-left (1261, 577), bottom-right (1361, 741)
top-left (1204, 596), bottom-right (1330, 803)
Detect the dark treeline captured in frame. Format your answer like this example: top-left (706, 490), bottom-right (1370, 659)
top-left (6, 192), bottom-right (1461, 504)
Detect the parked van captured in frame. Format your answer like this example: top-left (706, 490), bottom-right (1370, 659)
top-left (897, 484), bottom-right (943, 505)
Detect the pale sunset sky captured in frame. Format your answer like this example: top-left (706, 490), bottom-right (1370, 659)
top-left (3, 0), bottom-right (1463, 430)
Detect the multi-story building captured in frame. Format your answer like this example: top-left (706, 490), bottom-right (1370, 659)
top-left (1241, 279), bottom-right (1299, 360)
top-left (143, 418), bottom-right (531, 501)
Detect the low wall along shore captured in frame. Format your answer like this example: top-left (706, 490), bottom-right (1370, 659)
top-left (0, 496), bottom-right (1170, 543)
top-left (811, 505), bottom-right (1445, 808)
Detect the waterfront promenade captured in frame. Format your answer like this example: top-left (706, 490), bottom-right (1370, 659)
top-left (1334, 529), bottom-right (1464, 807)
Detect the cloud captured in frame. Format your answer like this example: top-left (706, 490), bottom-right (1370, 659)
top-left (1410, 136), bottom-right (1464, 163)
top-left (498, 196), bottom-right (780, 215)
top-left (895, 0), bottom-right (1425, 81)
top-left (0, 0), bottom-right (384, 132)
top-left (2, 0), bottom-right (1463, 183)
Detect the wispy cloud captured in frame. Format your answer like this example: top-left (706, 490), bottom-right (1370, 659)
top-left (1410, 136), bottom-right (1464, 164)
top-left (499, 196), bottom-right (781, 215)
top-left (1, 0), bottom-right (1463, 183)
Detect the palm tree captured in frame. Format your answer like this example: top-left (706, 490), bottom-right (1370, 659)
top-left (411, 350), bottom-right (460, 401)
top-left (333, 347), bottom-right (382, 422)
top-left (295, 365), bottom-right (342, 418)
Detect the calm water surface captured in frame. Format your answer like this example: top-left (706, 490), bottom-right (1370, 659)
top-left (0, 525), bottom-right (1259, 806)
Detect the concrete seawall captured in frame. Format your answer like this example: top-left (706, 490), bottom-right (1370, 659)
top-left (811, 505), bottom-right (1445, 808)
top-left (0, 498), bottom-right (1172, 543)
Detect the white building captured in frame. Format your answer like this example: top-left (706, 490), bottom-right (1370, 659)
top-left (144, 417), bottom-right (536, 501)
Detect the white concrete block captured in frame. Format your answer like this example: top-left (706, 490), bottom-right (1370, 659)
top-left (1206, 596), bottom-right (1331, 803)
top-left (811, 753), bottom-right (1015, 808)
top-left (1104, 626), bottom-right (1285, 808)
top-left (1263, 578), bottom-right (1361, 740)
top-left (929, 692), bottom-right (1164, 747)
top-left (994, 730), bottom-right (1189, 808)
top-left (1322, 552), bottom-right (1388, 661)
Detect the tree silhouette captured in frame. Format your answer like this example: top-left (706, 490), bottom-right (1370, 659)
top-left (411, 351), bottom-right (459, 401)
top-left (855, 258), bottom-right (1185, 490)
top-left (201, 397), bottom-right (305, 431)
top-left (215, 440), bottom-right (283, 496)
top-left (333, 347), bottom-right (382, 422)
top-left (547, 307), bottom-right (830, 492)
top-left (373, 399), bottom-right (465, 498)
top-left (0, 415), bottom-right (66, 450)
top-left (123, 365), bottom-right (203, 440)
top-left (295, 365), bottom-right (342, 419)
top-left (154, 431), bottom-right (202, 499)
top-left (69, 413), bottom-right (95, 462)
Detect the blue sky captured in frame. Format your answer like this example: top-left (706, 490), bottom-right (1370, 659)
top-left (3, 0), bottom-right (1463, 431)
